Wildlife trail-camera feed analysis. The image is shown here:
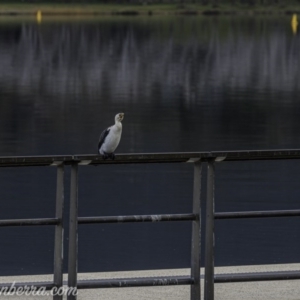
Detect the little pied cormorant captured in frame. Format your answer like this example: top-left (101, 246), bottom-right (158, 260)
top-left (98, 113), bottom-right (124, 159)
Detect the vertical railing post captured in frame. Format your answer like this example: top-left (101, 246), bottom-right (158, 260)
top-left (190, 161), bottom-right (202, 300)
top-left (204, 159), bottom-right (215, 300)
top-left (68, 163), bottom-right (79, 300)
top-left (53, 164), bottom-right (65, 300)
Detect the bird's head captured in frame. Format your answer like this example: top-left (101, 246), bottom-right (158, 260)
top-left (115, 113), bottom-right (124, 123)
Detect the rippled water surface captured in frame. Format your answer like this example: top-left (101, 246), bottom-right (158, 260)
top-left (0, 16), bottom-right (299, 275)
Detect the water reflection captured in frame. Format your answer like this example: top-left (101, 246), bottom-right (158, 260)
top-left (1, 17), bottom-right (300, 156)
top-left (1, 17), bottom-right (300, 98)
top-left (291, 14), bottom-right (298, 35)
top-left (0, 16), bottom-right (299, 275)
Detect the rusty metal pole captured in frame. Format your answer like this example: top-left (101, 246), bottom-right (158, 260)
top-left (68, 163), bottom-right (79, 300)
top-left (204, 159), bottom-right (215, 300)
top-left (53, 164), bottom-right (65, 300)
top-left (190, 161), bottom-right (202, 300)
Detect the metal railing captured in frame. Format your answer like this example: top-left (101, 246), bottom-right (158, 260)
top-left (0, 164), bottom-right (64, 300)
top-left (0, 149), bottom-right (300, 300)
top-left (203, 159), bottom-right (300, 300)
top-left (67, 160), bottom-right (202, 300)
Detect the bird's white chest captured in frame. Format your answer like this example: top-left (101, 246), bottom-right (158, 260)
top-left (101, 125), bottom-right (122, 154)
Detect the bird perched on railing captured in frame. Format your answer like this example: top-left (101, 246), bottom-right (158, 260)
top-left (98, 113), bottom-right (124, 160)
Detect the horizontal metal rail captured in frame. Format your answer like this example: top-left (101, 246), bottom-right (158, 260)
top-left (0, 218), bottom-right (60, 227)
top-left (77, 276), bottom-right (194, 289)
top-left (215, 209), bottom-right (300, 219)
top-left (2, 148), bottom-right (300, 167)
top-left (78, 213), bottom-right (196, 224)
top-left (2, 270), bottom-right (298, 293)
top-left (0, 277), bottom-right (193, 291)
top-left (215, 270), bottom-right (300, 283)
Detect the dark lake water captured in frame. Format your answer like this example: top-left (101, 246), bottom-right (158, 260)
top-left (0, 15), bottom-right (299, 276)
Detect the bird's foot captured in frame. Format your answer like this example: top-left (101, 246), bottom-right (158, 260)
top-left (102, 152), bottom-right (109, 160)
top-left (101, 152), bottom-right (115, 160)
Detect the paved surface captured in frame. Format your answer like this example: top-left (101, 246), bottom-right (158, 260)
top-left (0, 264), bottom-right (299, 300)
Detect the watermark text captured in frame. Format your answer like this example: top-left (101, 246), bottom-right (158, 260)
top-left (0, 282), bottom-right (77, 297)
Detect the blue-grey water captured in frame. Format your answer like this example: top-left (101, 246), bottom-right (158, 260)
top-left (0, 16), bottom-right (299, 276)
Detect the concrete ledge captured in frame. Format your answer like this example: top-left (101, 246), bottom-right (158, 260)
top-left (0, 264), bottom-right (299, 299)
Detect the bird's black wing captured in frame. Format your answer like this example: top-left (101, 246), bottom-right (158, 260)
top-left (98, 127), bottom-right (110, 152)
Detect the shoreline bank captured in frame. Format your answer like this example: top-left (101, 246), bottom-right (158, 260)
top-left (0, 4), bottom-right (300, 16)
